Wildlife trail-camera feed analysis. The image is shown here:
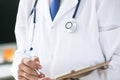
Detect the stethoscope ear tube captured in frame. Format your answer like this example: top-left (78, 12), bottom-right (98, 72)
top-left (72, 0), bottom-right (81, 19)
top-left (30, 0), bottom-right (38, 15)
top-left (27, 0), bottom-right (38, 52)
top-left (30, 0), bottom-right (38, 23)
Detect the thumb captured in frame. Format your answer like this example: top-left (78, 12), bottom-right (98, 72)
top-left (32, 56), bottom-right (40, 64)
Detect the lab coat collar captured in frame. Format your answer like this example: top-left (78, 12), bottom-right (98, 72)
top-left (43, 0), bottom-right (78, 27)
top-left (54, 0), bottom-right (78, 21)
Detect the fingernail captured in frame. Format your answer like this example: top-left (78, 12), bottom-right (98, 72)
top-left (38, 65), bottom-right (42, 69)
top-left (35, 62), bottom-right (41, 67)
top-left (36, 62), bottom-right (40, 65)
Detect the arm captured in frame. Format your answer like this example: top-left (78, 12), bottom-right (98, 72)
top-left (11, 0), bottom-right (28, 79)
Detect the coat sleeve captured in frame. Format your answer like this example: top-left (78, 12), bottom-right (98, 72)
top-left (81, 0), bottom-right (120, 80)
top-left (11, 0), bottom-right (28, 79)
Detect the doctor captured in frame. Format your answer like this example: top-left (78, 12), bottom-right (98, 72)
top-left (11, 0), bottom-right (120, 80)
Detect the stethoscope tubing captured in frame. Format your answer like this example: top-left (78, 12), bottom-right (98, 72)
top-left (27, 0), bottom-right (108, 66)
top-left (30, 0), bottom-right (38, 23)
top-left (28, 0), bottom-right (81, 49)
top-left (30, 0), bottom-right (81, 23)
top-left (72, 0), bottom-right (81, 19)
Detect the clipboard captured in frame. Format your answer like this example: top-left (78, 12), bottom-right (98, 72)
top-left (56, 61), bottom-right (109, 80)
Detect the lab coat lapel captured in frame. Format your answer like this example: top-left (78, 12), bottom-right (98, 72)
top-left (54, 0), bottom-right (78, 22)
top-left (42, 0), bottom-right (78, 27)
top-left (43, 0), bottom-right (52, 25)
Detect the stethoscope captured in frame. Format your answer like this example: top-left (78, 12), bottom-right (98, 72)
top-left (65, 0), bottom-right (81, 32)
top-left (25, 0), bottom-right (108, 74)
top-left (26, 0), bottom-right (81, 53)
top-left (26, 0), bottom-right (81, 51)
top-left (25, 0), bottom-right (81, 55)
top-left (30, 0), bottom-right (81, 33)
top-left (24, 0), bottom-right (81, 76)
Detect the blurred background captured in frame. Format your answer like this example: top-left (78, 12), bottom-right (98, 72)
top-left (0, 0), bottom-right (19, 80)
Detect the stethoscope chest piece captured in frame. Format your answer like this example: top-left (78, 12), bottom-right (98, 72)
top-left (65, 19), bottom-right (77, 33)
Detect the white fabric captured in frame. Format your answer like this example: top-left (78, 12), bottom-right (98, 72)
top-left (11, 0), bottom-right (120, 80)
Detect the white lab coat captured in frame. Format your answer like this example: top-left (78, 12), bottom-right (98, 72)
top-left (11, 0), bottom-right (120, 80)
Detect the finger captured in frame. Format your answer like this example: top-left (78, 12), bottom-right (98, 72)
top-left (18, 76), bottom-right (28, 80)
top-left (39, 77), bottom-right (51, 80)
top-left (22, 58), bottom-right (41, 69)
top-left (32, 56), bottom-right (42, 68)
top-left (18, 70), bottom-right (41, 80)
top-left (18, 69), bottom-right (28, 78)
top-left (32, 56), bottom-right (40, 62)
top-left (38, 72), bottom-right (45, 78)
top-left (18, 63), bottom-right (39, 77)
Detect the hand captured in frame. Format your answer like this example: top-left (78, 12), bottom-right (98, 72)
top-left (18, 56), bottom-right (45, 80)
top-left (38, 77), bottom-right (51, 80)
